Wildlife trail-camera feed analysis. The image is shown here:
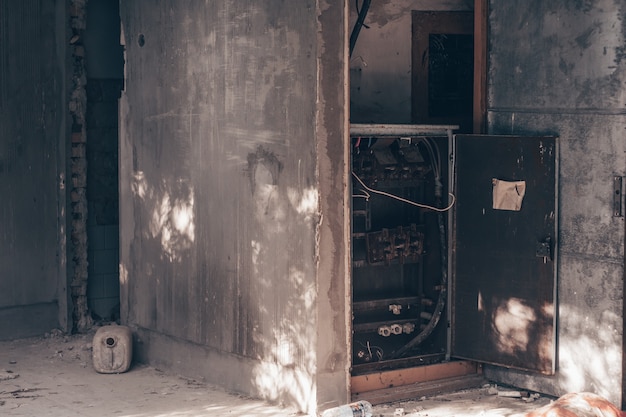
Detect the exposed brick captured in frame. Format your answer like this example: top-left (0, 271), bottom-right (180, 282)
top-left (71, 157), bottom-right (87, 173)
top-left (71, 17), bottom-right (86, 30)
top-left (71, 285), bottom-right (87, 296)
top-left (72, 200), bottom-right (87, 215)
top-left (74, 45), bottom-right (85, 57)
top-left (71, 143), bottom-right (86, 158)
top-left (69, 0), bottom-right (92, 334)
top-left (72, 174), bottom-right (87, 188)
top-left (71, 132), bottom-right (85, 143)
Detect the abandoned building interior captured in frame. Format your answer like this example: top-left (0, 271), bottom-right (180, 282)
top-left (1, 0), bottom-right (625, 415)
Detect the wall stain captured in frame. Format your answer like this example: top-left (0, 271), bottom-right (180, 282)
top-left (558, 57), bottom-right (574, 75)
top-left (584, 284), bottom-right (599, 308)
top-left (246, 145), bottom-right (283, 195)
top-left (574, 22), bottom-right (600, 50)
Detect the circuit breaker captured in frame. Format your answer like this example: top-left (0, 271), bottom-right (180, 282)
top-left (350, 124), bottom-right (456, 373)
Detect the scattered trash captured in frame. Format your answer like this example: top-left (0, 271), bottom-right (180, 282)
top-left (321, 400), bottom-right (373, 417)
top-left (0, 370), bottom-right (19, 381)
top-left (394, 407), bottom-right (405, 416)
top-left (523, 393), bottom-right (541, 403)
top-left (45, 329), bottom-right (65, 339)
top-left (498, 390), bottom-right (523, 398)
top-left (483, 384), bottom-right (540, 402)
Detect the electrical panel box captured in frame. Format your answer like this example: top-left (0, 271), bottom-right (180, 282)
top-left (350, 124), bottom-right (456, 374)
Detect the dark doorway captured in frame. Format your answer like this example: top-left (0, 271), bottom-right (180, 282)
top-left (84, 0), bottom-right (124, 323)
top-left (411, 11), bottom-right (474, 133)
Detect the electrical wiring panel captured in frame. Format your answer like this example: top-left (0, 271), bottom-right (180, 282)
top-left (350, 124), bottom-right (455, 372)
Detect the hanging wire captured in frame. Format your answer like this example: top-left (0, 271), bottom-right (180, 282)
top-left (352, 171), bottom-right (456, 212)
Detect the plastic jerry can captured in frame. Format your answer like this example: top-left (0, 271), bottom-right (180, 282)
top-left (92, 325), bottom-right (133, 374)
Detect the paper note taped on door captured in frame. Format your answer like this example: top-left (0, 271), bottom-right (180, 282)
top-left (492, 179), bottom-right (526, 211)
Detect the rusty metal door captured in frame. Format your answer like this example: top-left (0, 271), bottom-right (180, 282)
top-left (451, 135), bottom-right (557, 374)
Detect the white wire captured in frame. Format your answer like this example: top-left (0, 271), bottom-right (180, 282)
top-left (416, 137), bottom-right (440, 179)
top-left (363, 341), bottom-right (384, 361)
top-left (352, 189), bottom-right (370, 200)
top-left (352, 171), bottom-right (456, 212)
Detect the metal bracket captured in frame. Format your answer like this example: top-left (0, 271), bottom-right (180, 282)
top-left (535, 236), bottom-right (552, 263)
top-left (614, 176), bottom-right (623, 217)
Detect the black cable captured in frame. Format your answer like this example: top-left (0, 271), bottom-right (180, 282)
top-left (349, 0), bottom-right (371, 57)
top-left (355, 0), bottom-right (370, 29)
top-left (390, 139), bottom-right (448, 359)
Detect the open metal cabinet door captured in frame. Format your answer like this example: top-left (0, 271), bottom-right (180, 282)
top-left (451, 135), bottom-right (558, 375)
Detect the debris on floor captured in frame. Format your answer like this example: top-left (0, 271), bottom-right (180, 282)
top-left (370, 384), bottom-right (553, 417)
top-left (3, 331), bottom-right (621, 417)
top-left (487, 384), bottom-right (542, 402)
top-left (0, 370), bottom-right (18, 382)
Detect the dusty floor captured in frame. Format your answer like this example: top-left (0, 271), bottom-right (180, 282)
top-left (0, 329), bottom-right (553, 417)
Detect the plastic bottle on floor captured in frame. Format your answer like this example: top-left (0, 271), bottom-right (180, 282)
top-left (321, 400), bottom-right (373, 417)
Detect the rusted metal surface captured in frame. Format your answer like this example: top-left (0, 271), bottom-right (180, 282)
top-left (350, 124), bottom-right (458, 137)
top-left (366, 225), bottom-right (424, 264)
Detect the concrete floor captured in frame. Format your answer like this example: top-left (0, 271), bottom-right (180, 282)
top-left (0, 330), bottom-right (553, 417)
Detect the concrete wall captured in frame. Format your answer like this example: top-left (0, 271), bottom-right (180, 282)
top-left (0, 1), bottom-right (69, 339)
top-left (118, 1), bottom-right (348, 414)
top-left (349, 0), bottom-right (473, 123)
top-left (483, 0), bottom-right (625, 406)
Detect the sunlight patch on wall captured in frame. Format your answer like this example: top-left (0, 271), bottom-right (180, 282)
top-left (251, 266), bottom-right (317, 415)
top-left (119, 263), bottom-right (128, 286)
top-left (253, 362), bottom-right (314, 413)
top-left (132, 171), bottom-right (149, 199)
top-left (149, 189), bottom-right (195, 262)
top-left (558, 306), bottom-right (621, 399)
top-left (492, 297), bottom-right (536, 354)
top-left (287, 186), bottom-right (318, 221)
top-left (131, 171), bottom-right (196, 262)
top-left (251, 240), bottom-right (262, 276)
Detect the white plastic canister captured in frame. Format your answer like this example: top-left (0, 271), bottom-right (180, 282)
top-left (92, 325), bottom-right (133, 374)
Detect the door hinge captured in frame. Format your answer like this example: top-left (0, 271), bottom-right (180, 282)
top-left (614, 176), bottom-right (623, 217)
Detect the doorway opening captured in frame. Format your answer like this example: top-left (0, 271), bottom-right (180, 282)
top-left (84, 0), bottom-right (124, 325)
top-left (411, 11), bottom-right (474, 133)
top-left (349, 4), bottom-right (477, 369)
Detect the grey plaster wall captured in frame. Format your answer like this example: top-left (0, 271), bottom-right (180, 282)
top-left (483, 0), bottom-right (626, 406)
top-left (0, 1), bottom-right (69, 339)
top-left (118, 1), bottom-right (348, 414)
top-left (349, 0), bottom-right (473, 123)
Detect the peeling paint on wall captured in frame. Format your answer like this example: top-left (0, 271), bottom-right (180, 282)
top-left (246, 146), bottom-right (283, 196)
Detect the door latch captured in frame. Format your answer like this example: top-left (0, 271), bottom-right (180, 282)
top-left (536, 236), bottom-right (552, 263)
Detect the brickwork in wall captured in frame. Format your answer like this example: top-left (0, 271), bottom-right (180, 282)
top-left (69, 0), bottom-right (92, 332)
